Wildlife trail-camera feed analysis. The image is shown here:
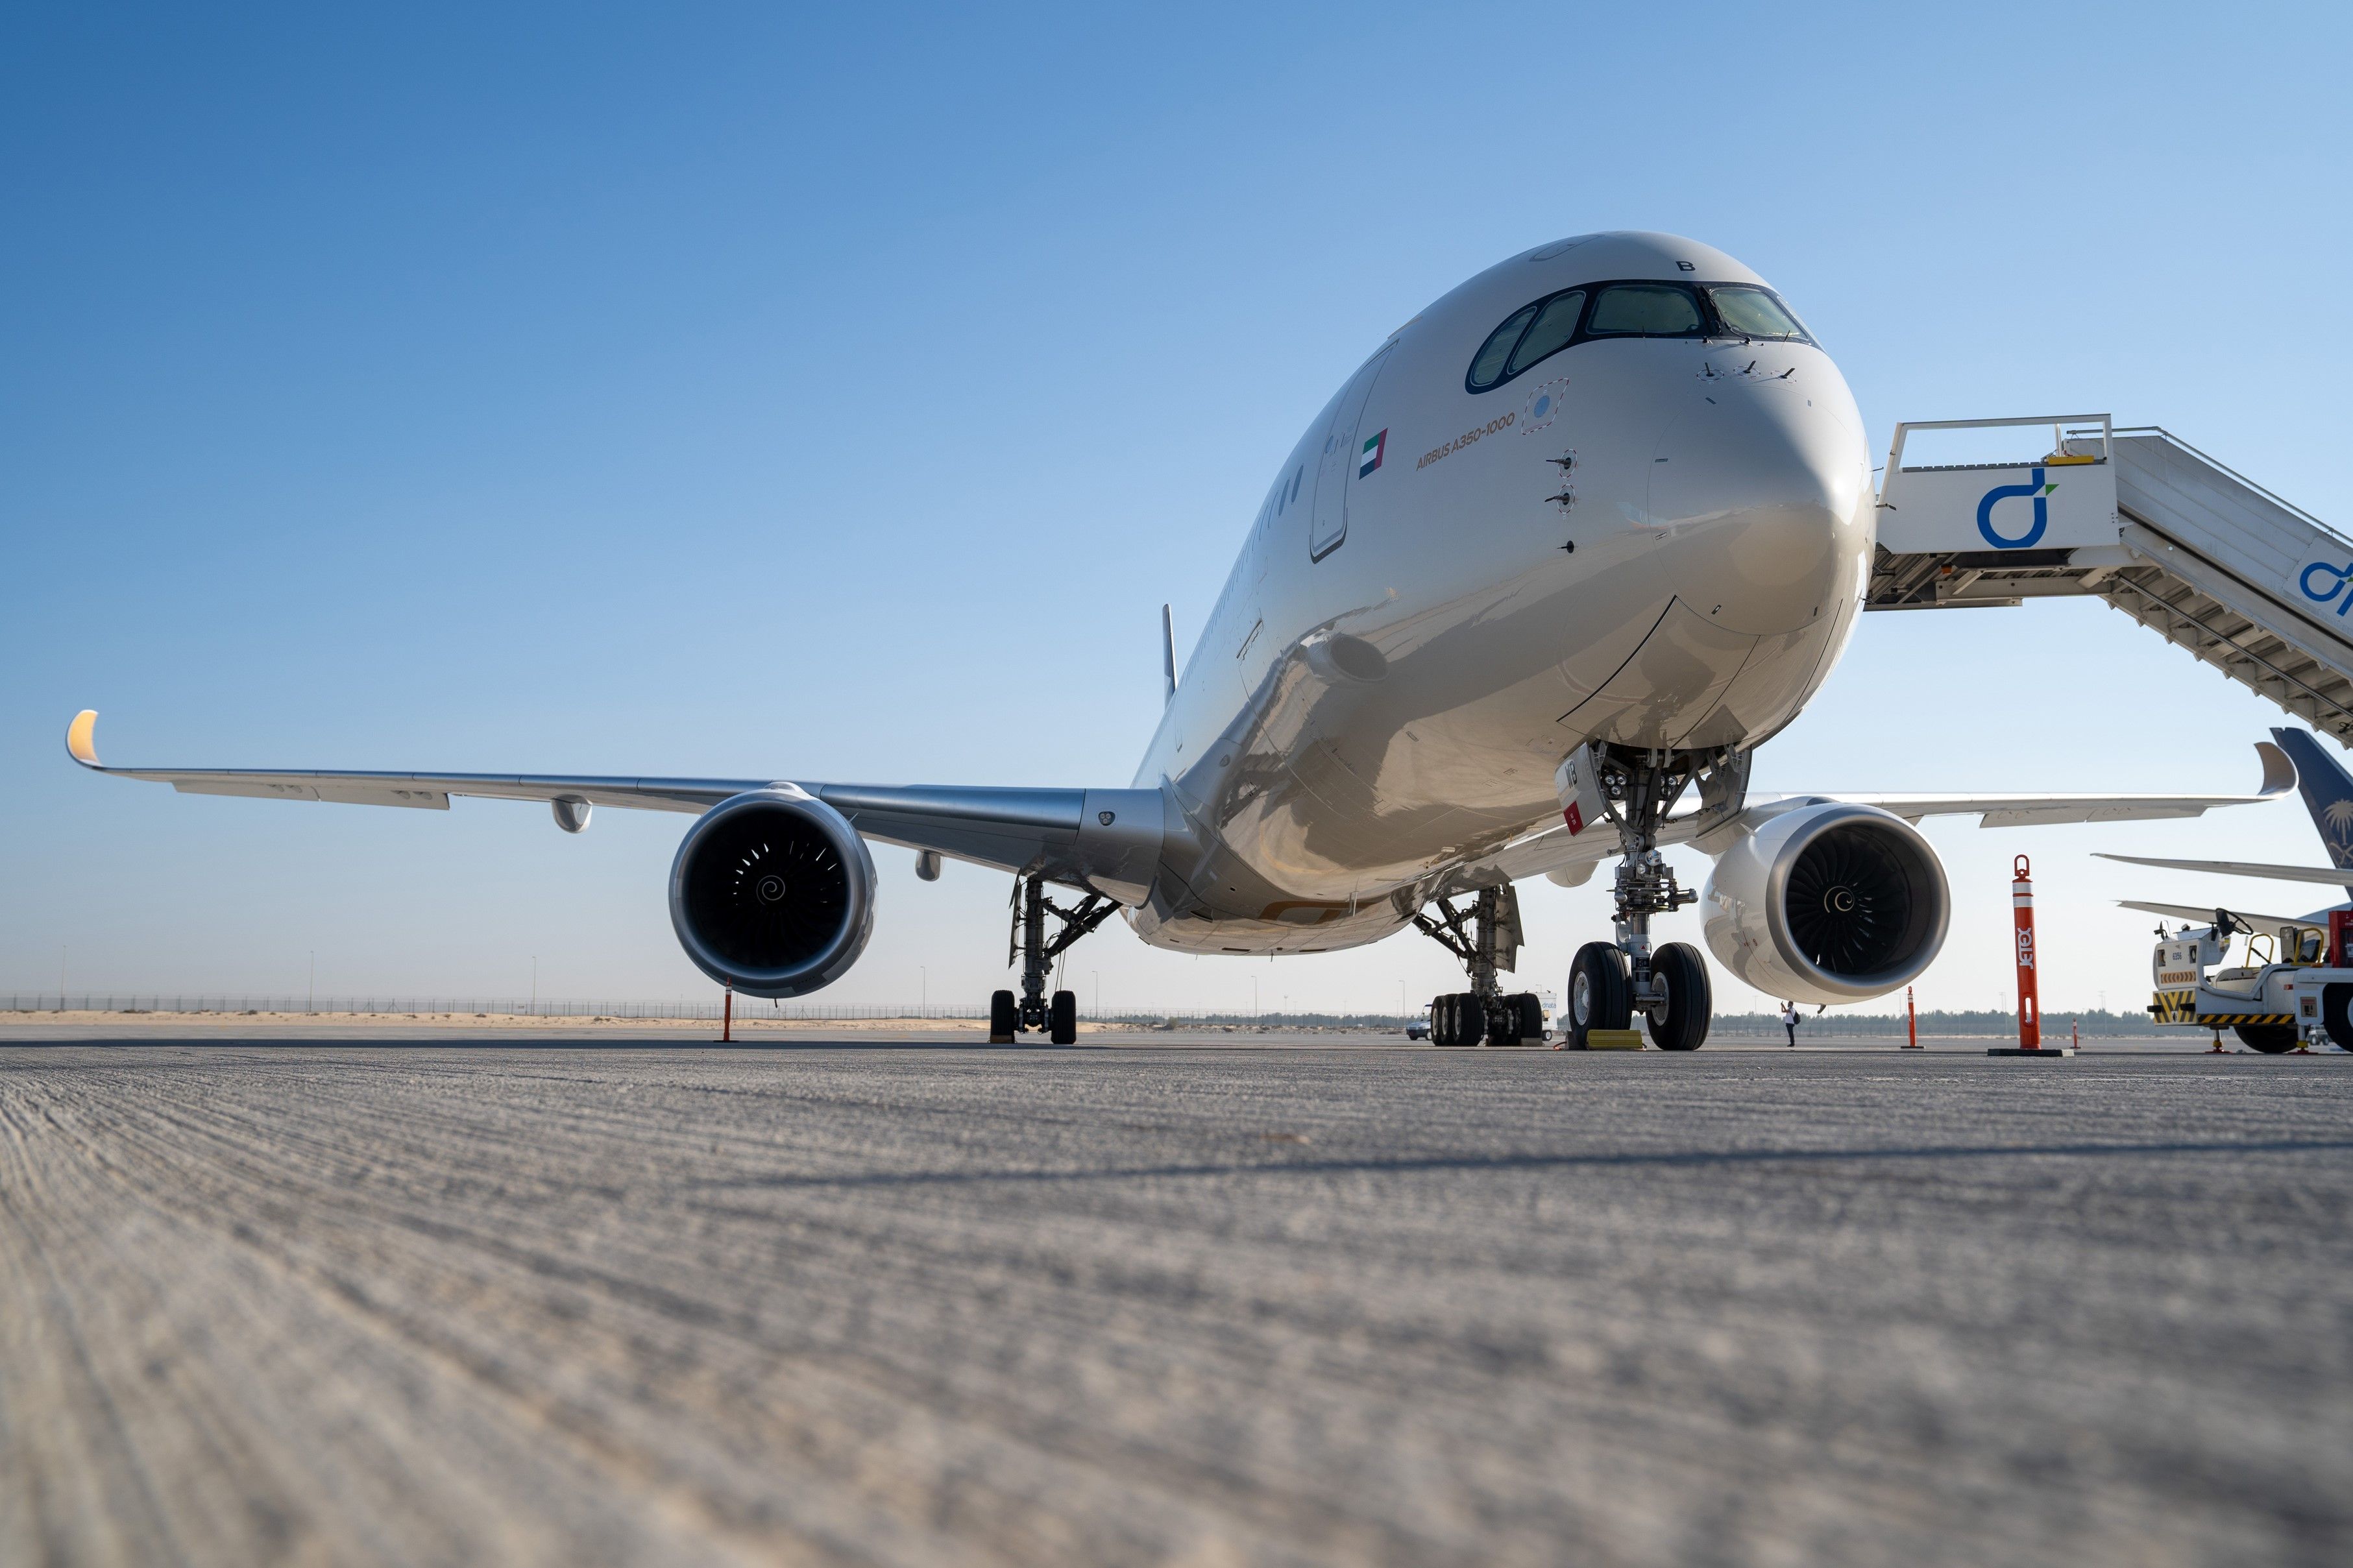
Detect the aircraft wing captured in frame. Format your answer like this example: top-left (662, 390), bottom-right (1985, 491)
top-left (2095, 851), bottom-right (2353, 888)
top-left (2117, 899), bottom-right (2328, 929)
top-left (64, 710), bottom-right (1165, 897)
top-left (1476, 739), bottom-right (2294, 886)
top-left (1825, 740), bottom-right (2295, 825)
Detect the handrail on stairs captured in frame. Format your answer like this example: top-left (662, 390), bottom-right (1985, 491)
top-left (1880, 414), bottom-right (2112, 512)
top-left (2104, 426), bottom-right (2352, 553)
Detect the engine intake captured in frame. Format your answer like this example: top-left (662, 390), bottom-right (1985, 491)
top-left (668, 787), bottom-right (875, 998)
top-left (1702, 801), bottom-right (1949, 1004)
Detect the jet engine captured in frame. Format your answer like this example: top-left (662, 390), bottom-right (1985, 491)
top-left (668, 787), bottom-right (876, 997)
top-left (1701, 801), bottom-right (1949, 1005)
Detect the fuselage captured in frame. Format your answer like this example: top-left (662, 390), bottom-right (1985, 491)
top-left (1128, 232), bottom-right (1875, 954)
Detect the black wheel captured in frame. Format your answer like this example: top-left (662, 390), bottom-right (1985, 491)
top-left (2235, 1022), bottom-right (2298, 1054)
top-left (1645, 943), bottom-right (1712, 1052)
top-left (1514, 992), bottom-right (1546, 1043)
top-left (1566, 943), bottom-right (1631, 1048)
top-left (988, 989), bottom-right (1018, 1043)
top-left (1049, 989), bottom-right (1077, 1045)
top-left (1432, 993), bottom-right (1471, 1046)
top-left (1483, 995), bottom-right (1520, 1047)
top-left (2324, 985), bottom-right (2353, 1050)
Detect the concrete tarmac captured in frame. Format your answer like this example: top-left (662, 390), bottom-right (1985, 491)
top-left (0, 1033), bottom-right (2346, 1567)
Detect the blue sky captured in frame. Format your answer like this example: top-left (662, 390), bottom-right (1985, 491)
top-left (7, 2), bottom-right (2352, 1015)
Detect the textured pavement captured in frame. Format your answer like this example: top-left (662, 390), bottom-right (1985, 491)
top-left (0, 1037), bottom-right (2347, 1567)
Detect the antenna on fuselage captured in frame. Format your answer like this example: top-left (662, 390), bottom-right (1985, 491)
top-left (1162, 603), bottom-right (1178, 703)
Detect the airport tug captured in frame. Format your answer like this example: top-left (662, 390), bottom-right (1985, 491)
top-left (2149, 908), bottom-right (2353, 1052)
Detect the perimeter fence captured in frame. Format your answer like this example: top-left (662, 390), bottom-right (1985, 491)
top-left (0, 995), bottom-right (2158, 1035)
top-left (0, 994), bottom-right (1411, 1026)
top-left (1709, 1007), bottom-right (2159, 1037)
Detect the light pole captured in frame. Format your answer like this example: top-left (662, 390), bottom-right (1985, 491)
top-left (308, 950), bottom-right (315, 1013)
top-left (530, 956), bottom-right (537, 1016)
top-left (1091, 970), bottom-right (1099, 1019)
top-left (1251, 974), bottom-right (1258, 1023)
top-left (921, 965), bottom-right (927, 1013)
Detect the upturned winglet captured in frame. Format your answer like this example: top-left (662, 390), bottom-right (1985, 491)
top-left (66, 710), bottom-right (101, 769)
top-left (2255, 739), bottom-right (2296, 798)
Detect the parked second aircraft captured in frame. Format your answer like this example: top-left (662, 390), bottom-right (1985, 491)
top-left (65, 232), bottom-right (2294, 1047)
top-left (2104, 726), bottom-right (2353, 933)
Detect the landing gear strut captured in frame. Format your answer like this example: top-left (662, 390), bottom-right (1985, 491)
top-left (1411, 885), bottom-right (1546, 1046)
top-left (1561, 744), bottom-right (1743, 1051)
top-left (991, 874), bottom-right (1117, 1045)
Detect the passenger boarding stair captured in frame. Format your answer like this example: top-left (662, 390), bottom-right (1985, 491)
top-left (1870, 417), bottom-right (2353, 742)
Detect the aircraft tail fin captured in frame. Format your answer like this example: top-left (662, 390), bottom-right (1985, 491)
top-left (2269, 727), bottom-right (2353, 873)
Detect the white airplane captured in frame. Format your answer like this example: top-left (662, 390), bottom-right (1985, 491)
top-left (65, 232), bottom-right (2297, 1048)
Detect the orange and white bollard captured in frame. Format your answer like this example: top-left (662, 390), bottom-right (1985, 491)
top-left (1905, 984), bottom-right (1920, 1048)
top-left (2013, 856), bottom-right (2040, 1048)
top-left (722, 986), bottom-right (734, 1043)
top-left (1990, 854), bottom-right (2071, 1056)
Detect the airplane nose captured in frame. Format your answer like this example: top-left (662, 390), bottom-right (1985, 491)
top-left (1648, 385), bottom-right (1870, 637)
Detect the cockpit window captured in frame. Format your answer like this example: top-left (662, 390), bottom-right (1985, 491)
top-left (1467, 304), bottom-right (1537, 391)
top-left (1707, 285), bottom-right (1807, 341)
top-left (1506, 290), bottom-right (1585, 376)
top-left (1585, 283), bottom-right (1703, 337)
top-left (1465, 278), bottom-right (1812, 392)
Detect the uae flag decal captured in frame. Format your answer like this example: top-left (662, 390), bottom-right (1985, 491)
top-left (1358, 428), bottom-right (1387, 479)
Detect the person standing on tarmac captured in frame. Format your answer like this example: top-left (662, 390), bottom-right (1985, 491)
top-left (1781, 1000), bottom-right (1800, 1047)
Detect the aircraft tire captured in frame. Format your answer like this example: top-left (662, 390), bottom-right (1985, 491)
top-left (988, 989), bottom-right (1018, 1044)
top-left (2324, 985), bottom-right (2353, 1050)
top-left (1513, 991), bottom-right (1546, 1044)
top-left (1645, 943), bottom-right (1712, 1052)
top-left (1049, 989), bottom-right (1078, 1045)
top-left (1483, 996), bottom-right (1520, 1047)
top-left (1432, 993), bottom-right (1473, 1046)
top-left (2234, 1022), bottom-right (2299, 1054)
top-left (1566, 943), bottom-right (1631, 1048)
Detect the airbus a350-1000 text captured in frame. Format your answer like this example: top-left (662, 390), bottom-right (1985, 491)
top-left (67, 232), bottom-right (2293, 1047)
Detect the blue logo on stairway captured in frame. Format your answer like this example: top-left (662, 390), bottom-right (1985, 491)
top-left (2297, 557), bottom-right (2353, 616)
top-left (1977, 466), bottom-right (2060, 548)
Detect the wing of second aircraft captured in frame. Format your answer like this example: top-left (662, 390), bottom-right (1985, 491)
top-left (2117, 898), bottom-right (2326, 929)
top-left (2095, 851), bottom-right (2353, 889)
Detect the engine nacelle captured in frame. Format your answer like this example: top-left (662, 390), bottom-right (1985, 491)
top-left (668, 787), bottom-right (876, 998)
top-left (1702, 801), bottom-right (1949, 1005)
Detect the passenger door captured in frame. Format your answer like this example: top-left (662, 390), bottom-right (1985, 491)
top-left (1309, 346), bottom-right (1393, 562)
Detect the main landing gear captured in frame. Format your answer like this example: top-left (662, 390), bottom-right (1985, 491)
top-left (990, 874), bottom-right (1117, 1046)
top-left (1559, 745), bottom-right (1744, 1052)
top-left (1412, 885), bottom-right (1548, 1046)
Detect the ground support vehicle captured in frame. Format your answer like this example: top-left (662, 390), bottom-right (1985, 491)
top-left (2149, 913), bottom-right (2353, 1052)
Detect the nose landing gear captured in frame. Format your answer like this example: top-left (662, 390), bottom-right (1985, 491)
top-left (1411, 885), bottom-right (1549, 1046)
top-left (1558, 745), bottom-right (1744, 1050)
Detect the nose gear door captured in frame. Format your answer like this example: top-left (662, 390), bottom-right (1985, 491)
top-left (1310, 346), bottom-right (1393, 561)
